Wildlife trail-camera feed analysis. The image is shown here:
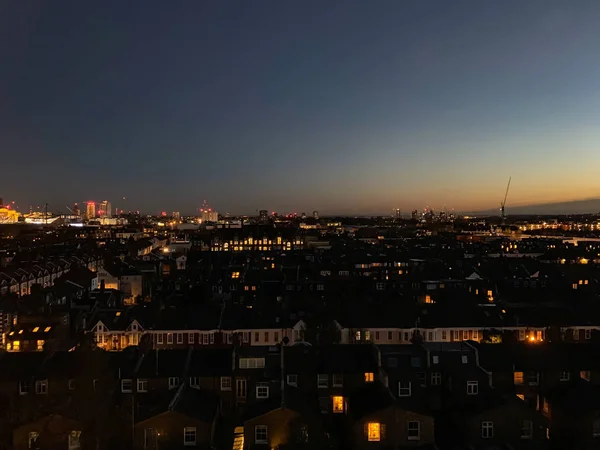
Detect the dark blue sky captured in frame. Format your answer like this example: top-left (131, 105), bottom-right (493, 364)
top-left (2, 0), bottom-right (600, 215)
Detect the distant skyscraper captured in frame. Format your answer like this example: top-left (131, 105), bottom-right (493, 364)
top-left (86, 202), bottom-right (96, 219)
top-left (99, 200), bottom-right (112, 218)
top-left (394, 208), bottom-right (401, 219)
top-left (411, 210), bottom-right (418, 220)
top-left (73, 203), bottom-right (80, 217)
top-left (173, 212), bottom-right (181, 220)
top-left (313, 211), bottom-right (319, 220)
top-left (259, 210), bottom-right (268, 221)
top-left (200, 209), bottom-right (218, 223)
top-left (301, 212), bottom-right (307, 220)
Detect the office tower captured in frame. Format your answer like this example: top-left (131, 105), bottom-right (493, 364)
top-left (394, 208), bottom-right (401, 219)
top-left (86, 202), bottom-right (96, 219)
top-left (73, 203), bottom-right (80, 217)
top-left (313, 211), bottom-right (319, 220)
top-left (98, 200), bottom-right (112, 218)
top-left (259, 210), bottom-right (268, 221)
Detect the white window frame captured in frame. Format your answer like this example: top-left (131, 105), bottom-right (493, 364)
top-left (481, 421), bottom-right (494, 439)
top-left (461, 355), bottom-right (468, 364)
top-left (35, 379), bottom-right (48, 395)
top-left (407, 420), bottom-right (421, 441)
top-left (528, 371), bottom-right (540, 386)
top-left (176, 333), bottom-right (183, 344)
top-left (183, 427), bottom-right (197, 446)
top-left (121, 379), bottom-right (133, 393)
top-left (521, 420), bottom-right (533, 439)
top-left (255, 425), bottom-right (268, 444)
top-left (287, 374), bottom-right (298, 387)
top-left (432, 355), bottom-right (439, 364)
top-left (137, 379), bottom-right (148, 393)
top-left (19, 381), bottom-right (30, 395)
top-left (190, 377), bottom-right (200, 388)
top-left (220, 376), bottom-right (232, 391)
top-left (157, 333), bottom-right (164, 344)
top-left (585, 329), bottom-right (592, 340)
top-left (559, 371), bottom-right (570, 382)
top-left (167, 333), bottom-right (173, 344)
top-left (168, 377), bottom-right (180, 390)
top-left (333, 374), bottom-right (343, 387)
top-left (317, 374), bottom-right (328, 388)
top-left (256, 382), bottom-right (269, 399)
top-left (467, 381), bottom-right (479, 395)
top-left (202, 333), bottom-right (209, 345)
top-left (398, 381), bottom-right (411, 397)
top-left (431, 372), bottom-right (441, 386)
top-left (188, 333), bottom-right (194, 344)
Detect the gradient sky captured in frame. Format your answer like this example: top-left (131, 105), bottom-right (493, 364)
top-left (2, 0), bottom-right (600, 215)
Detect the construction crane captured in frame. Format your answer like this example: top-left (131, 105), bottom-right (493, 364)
top-left (500, 177), bottom-right (511, 222)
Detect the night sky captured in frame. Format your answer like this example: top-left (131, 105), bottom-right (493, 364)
top-left (2, 0), bottom-right (600, 215)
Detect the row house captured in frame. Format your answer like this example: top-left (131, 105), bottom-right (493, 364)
top-left (0, 255), bottom-right (103, 297)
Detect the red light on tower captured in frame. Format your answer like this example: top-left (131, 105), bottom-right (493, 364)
top-left (161, 211), bottom-right (167, 216)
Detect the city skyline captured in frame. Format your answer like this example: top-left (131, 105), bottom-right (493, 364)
top-left (2, 0), bottom-right (600, 213)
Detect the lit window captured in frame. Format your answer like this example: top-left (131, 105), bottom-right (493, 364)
top-left (481, 421), bottom-right (494, 439)
top-left (355, 331), bottom-right (361, 341)
top-left (68, 430), bottom-right (81, 450)
top-left (367, 422), bottom-right (381, 441)
top-left (514, 371), bottom-right (524, 385)
top-left (32, 327), bottom-right (39, 332)
top-left (365, 331), bottom-right (371, 341)
top-left (28, 432), bottom-right (39, 448)
top-left (13, 341), bottom-right (20, 351)
top-left (183, 427), bottom-right (197, 446)
top-left (44, 327), bottom-right (51, 332)
top-left (333, 395), bottom-right (344, 413)
top-left (517, 394), bottom-right (525, 401)
top-left (408, 421), bottom-right (420, 440)
top-left (581, 370), bottom-right (591, 381)
top-left (364, 372), bottom-right (374, 383)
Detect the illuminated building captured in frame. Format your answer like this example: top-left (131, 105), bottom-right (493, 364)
top-left (259, 210), bottom-right (268, 221)
top-left (72, 203), bottom-right (80, 217)
top-left (86, 201), bottom-right (96, 219)
top-left (200, 209), bottom-right (218, 223)
top-left (0, 207), bottom-right (19, 224)
top-left (172, 211), bottom-right (181, 220)
top-left (394, 208), bottom-right (401, 219)
top-left (313, 211), bottom-right (319, 220)
top-left (99, 200), bottom-right (112, 218)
